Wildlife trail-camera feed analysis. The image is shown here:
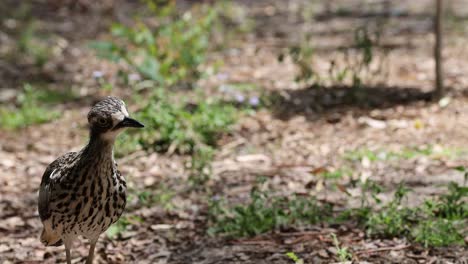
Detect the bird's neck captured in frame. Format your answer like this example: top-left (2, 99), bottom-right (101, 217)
top-left (83, 135), bottom-right (115, 163)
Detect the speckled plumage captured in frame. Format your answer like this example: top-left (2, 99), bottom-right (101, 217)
top-left (38, 96), bottom-right (144, 264)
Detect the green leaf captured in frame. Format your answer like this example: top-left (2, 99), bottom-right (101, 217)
top-left (106, 224), bottom-right (123, 239)
top-left (137, 56), bottom-right (162, 82)
top-left (89, 41), bottom-right (121, 62)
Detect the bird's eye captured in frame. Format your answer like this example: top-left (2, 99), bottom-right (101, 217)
top-left (98, 118), bottom-right (108, 126)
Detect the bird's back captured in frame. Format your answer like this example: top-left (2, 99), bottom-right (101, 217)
top-left (38, 151), bottom-right (79, 246)
top-left (38, 152), bottom-right (79, 221)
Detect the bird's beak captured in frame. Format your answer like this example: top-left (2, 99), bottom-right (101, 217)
top-left (116, 117), bottom-right (145, 129)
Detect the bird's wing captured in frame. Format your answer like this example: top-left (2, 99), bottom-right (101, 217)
top-left (38, 152), bottom-right (77, 221)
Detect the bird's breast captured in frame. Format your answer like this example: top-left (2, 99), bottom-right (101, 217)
top-left (57, 166), bottom-right (127, 237)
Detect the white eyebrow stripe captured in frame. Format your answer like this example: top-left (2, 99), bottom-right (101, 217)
top-left (111, 112), bottom-right (125, 121)
top-left (121, 105), bottom-right (129, 117)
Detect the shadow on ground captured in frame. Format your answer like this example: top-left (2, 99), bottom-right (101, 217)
top-left (269, 84), bottom-right (438, 122)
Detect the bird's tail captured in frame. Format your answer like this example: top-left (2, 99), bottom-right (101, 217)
top-left (40, 220), bottom-right (63, 247)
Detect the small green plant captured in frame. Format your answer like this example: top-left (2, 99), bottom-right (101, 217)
top-left (344, 25), bottom-right (377, 90)
top-left (91, 2), bottom-right (218, 88)
top-left (278, 34), bottom-right (315, 83)
top-left (455, 166), bottom-right (468, 185)
top-left (366, 183), bottom-right (412, 237)
top-left (282, 25), bottom-right (378, 87)
top-left (133, 89), bottom-right (237, 154)
top-left (188, 145), bottom-right (215, 186)
top-left (289, 41), bottom-right (315, 83)
top-left (353, 27), bottom-right (374, 70)
top-left (106, 215), bottom-right (143, 239)
top-left (208, 178), bottom-right (466, 247)
top-left (410, 182), bottom-right (467, 247)
top-left (0, 84), bottom-right (61, 129)
top-left (18, 21), bottom-right (51, 67)
top-left (412, 219), bottom-right (465, 247)
top-left (364, 182), bottom-right (466, 247)
top-left (358, 179), bottom-right (384, 208)
top-left (208, 185), bottom-right (333, 237)
top-left (127, 184), bottom-right (175, 210)
top-left (285, 252), bottom-right (304, 264)
top-left (208, 187), bottom-right (287, 237)
top-left (431, 182), bottom-right (468, 220)
top-left (331, 233), bottom-right (353, 262)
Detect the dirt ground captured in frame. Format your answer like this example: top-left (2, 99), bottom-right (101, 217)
top-left (0, 0), bottom-right (467, 263)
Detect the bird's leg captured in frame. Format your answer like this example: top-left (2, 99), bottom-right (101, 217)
top-left (65, 246), bottom-right (71, 264)
top-left (64, 238), bottom-right (72, 264)
top-left (85, 237), bottom-right (99, 264)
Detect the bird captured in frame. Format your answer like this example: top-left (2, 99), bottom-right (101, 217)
top-left (38, 96), bottom-right (144, 264)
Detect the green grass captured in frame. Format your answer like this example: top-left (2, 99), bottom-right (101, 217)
top-left (208, 178), bottom-right (467, 247)
top-left (0, 84), bottom-right (62, 129)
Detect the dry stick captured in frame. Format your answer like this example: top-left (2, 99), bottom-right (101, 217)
top-left (355, 244), bottom-right (411, 255)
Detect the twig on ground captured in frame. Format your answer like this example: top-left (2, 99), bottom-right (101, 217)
top-left (355, 244), bottom-right (411, 255)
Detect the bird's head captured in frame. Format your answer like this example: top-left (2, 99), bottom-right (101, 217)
top-left (87, 96), bottom-right (144, 141)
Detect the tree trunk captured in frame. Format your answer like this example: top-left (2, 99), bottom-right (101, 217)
top-left (434, 0), bottom-right (443, 98)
